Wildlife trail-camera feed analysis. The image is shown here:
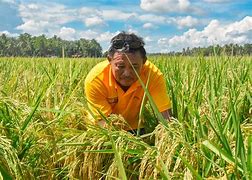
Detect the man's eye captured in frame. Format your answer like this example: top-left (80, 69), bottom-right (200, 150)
top-left (118, 66), bottom-right (125, 69)
top-left (131, 66), bottom-right (139, 70)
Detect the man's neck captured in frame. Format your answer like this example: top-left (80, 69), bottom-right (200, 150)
top-left (120, 85), bottom-right (130, 92)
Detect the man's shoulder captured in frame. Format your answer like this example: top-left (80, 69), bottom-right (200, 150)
top-left (143, 60), bottom-right (163, 77)
top-left (85, 60), bottom-right (110, 84)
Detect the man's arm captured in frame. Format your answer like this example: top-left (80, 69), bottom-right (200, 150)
top-left (85, 79), bottom-right (112, 124)
top-left (161, 109), bottom-right (172, 120)
top-left (149, 75), bottom-right (172, 121)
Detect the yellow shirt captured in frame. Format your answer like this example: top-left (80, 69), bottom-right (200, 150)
top-left (84, 60), bottom-right (171, 130)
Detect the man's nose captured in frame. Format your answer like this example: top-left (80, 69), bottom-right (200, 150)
top-left (123, 68), bottom-right (133, 77)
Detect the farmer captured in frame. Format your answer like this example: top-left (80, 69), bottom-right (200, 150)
top-left (84, 31), bottom-right (172, 132)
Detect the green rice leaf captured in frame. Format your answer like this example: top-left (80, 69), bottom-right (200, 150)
top-left (202, 140), bottom-right (243, 172)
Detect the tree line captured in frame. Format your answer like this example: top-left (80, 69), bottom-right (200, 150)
top-left (0, 33), bottom-right (103, 57)
top-left (151, 44), bottom-right (252, 56)
top-left (1, 32), bottom-right (251, 57)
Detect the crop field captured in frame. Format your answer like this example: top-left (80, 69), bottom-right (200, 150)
top-left (0, 56), bottom-right (251, 179)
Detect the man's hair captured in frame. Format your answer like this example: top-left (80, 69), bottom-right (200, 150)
top-left (108, 31), bottom-right (147, 62)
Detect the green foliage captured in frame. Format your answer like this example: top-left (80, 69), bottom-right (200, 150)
top-left (0, 56), bottom-right (251, 179)
top-left (149, 43), bottom-right (252, 56)
top-left (0, 33), bottom-right (103, 57)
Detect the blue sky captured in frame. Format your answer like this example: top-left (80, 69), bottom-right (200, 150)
top-left (0, 0), bottom-right (251, 53)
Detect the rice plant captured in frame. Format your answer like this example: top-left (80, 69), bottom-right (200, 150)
top-left (0, 56), bottom-right (251, 179)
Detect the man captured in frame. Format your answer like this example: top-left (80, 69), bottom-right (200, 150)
top-left (85, 32), bottom-right (172, 131)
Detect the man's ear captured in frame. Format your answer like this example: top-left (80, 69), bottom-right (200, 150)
top-left (107, 55), bottom-right (112, 62)
top-left (143, 56), bottom-right (147, 64)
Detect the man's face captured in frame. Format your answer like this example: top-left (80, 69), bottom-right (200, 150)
top-left (109, 51), bottom-right (144, 88)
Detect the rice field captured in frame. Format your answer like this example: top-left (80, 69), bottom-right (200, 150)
top-left (0, 56), bottom-right (251, 179)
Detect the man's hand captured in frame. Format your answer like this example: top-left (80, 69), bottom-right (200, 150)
top-left (97, 119), bottom-right (106, 127)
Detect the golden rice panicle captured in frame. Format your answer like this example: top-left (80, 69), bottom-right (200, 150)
top-left (106, 114), bottom-right (130, 130)
top-left (105, 133), bottom-right (142, 179)
top-left (139, 147), bottom-right (157, 179)
top-left (0, 136), bottom-right (23, 179)
top-left (63, 130), bottom-right (112, 179)
top-left (143, 122), bottom-right (199, 178)
top-left (154, 123), bottom-right (184, 170)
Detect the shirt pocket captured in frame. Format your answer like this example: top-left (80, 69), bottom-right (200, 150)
top-left (106, 96), bottom-right (118, 106)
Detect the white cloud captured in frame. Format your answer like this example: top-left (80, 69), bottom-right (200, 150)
top-left (174, 16), bottom-right (199, 29)
top-left (15, 2), bottom-right (141, 37)
top-left (78, 7), bottom-right (98, 15)
top-left (139, 14), bottom-right (201, 29)
top-left (1, 0), bottom-right (16, 4)
top-left (16, 20), bottom-right (53, 35)
top-left (18, 3), bottom-right (76, 24)
top-left (96, 31), bottom-right (119, 42)
top-left (84, 16), bottom-right (105, 27)
top-left (143, 23), bottom-right (156, 29)
top-left (78, 31), bottom-right (120, 52)
top-left (26, 3), bottom-right (39, 10)
top-left (140, 0), bottom-right (191, 13)
top-left (102, 10), bottom-right (137, 21)
top-left (158, 16), bottom-right (252, 52)
top-left (16, 3), bottom-right (77, 36)
top-left (78, 30), bottom-right (98, 39)
top-left (78, 30), bottom-right (118, 43)
top-left (127, 27), bottom-right (139, 35)
top-left (138, 14), bottom-right (167, 24)
top-left (144, 36), bottom-right (153, 42)
top-left (58, 27), bottom-right (76, 40)
top-left (0, 30), bottom-right (19, 37)
top-left (0, 30), bottom-right (8, 35)
top-left (179, 0), bottom-right (191, 10)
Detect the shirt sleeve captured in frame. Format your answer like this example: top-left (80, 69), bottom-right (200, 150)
top-left (85, 78), bottom-right (112, 120)
top-left (149, 75), bottom-right (171, 112)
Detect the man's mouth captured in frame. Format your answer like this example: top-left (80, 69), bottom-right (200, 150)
top-left (121, 77), bottom-right (133, 81)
